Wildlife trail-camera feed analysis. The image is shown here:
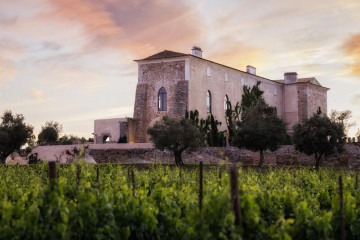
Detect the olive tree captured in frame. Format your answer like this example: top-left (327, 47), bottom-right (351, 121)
top-left (37, 121), bottom-right (63, 145)
top-left (329, 109), bottom-right (356, 135)
top-left (147, 116), bottom-right (203, 165)
top-left (232, 100), bottom-right (287, 166)
top-left (0, 111), bottom-right (34, 163)
top-left (293, 112), bottom-right (346, 170)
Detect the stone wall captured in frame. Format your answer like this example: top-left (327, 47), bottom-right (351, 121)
top-left (174, 80), bottom-right (189, 116)
top-left (133, 83), bottom-right (148, 142)
top-left (88, 144), bottom-right (360, 168)
top-left (133, 60), bottom-right (186, 142)
top-left (188, 56), bottom-right (284, 132)
top-left (297, 84), bottom-right (308, 123)
top-left (305, 83), bottom-right (328, 117)
top-left (297, 83), bottom-right (328, 125)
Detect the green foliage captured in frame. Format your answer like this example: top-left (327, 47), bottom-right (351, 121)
top-left (0, 111), bottom-right (34, 163)
top-left (226, 81), bottom-right (282, 148)
top-left (37, 121), bottom-right (63, 145)
top-left (58, 135), bottom-right (87, 145)
top-left (329, 109), bottom-right (356, 135)
top-left (240, 81), bottom-right (264, 114)
top-left (186, 110), bottom-right (225, 147)
top-left (207, 114), bottom-right (226, 147)
top-left (293, 112), bottom-right (346, 170)
top-left (147, 116), bottom-right (204, 165)
top-left (225, 101), bottom-right (241, 144)
top-left (233, 100), bottom-right (287, 165)
top-left (0, 165), bottom-right (359, 239)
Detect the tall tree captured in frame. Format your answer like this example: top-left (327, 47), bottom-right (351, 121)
top-left (0, 111), bottom-right (34, 163)
top-left (329, 109), bottom-right (356, 135)
top-left (293, 112), bottom-right (346, 171)
top-left (240, 81), bottom-right (264, 113)
top-left (232, 100), bottom-right (287, 166)
top-left (225, 101), bottom-right (241, 145)
top-left (147, 116), bottom-right (203, 165)
top-left (225, 81), bottom-right (264, 144)
top-left (37, 121), bottom-right (63, 145)
top-left (185, 110), bottom-right (225, 147)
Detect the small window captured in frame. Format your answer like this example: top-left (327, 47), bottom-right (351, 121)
top-left (207, 90), bottom-right (212, 113)
top-left (158, 87), bottom-right (167, 111)
top-left (224, 95), bottom-right (230, 112)
top-left (207, 67), bottom-right (211, 77)
top-left (225, 73), bottom-right (228, 82)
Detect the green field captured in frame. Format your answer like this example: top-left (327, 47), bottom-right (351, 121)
top-left (0, 163), bottom-right (359, 239)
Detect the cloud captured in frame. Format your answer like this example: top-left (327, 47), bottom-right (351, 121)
top-left (0, 16), bottom-right (17, 27)
top-left (206, 38), bottom-right (262, 70)
top-left (30, 89), bottom-right (44, 101)
top-left (342, 33), bottom-right (360, 76)
top-left (48, 0), bottom-right (204, 56)
top-left (352, 94), bottom-right (360, 105)
top-left (47, 66), bottom-right (106, 91)
top-left (42, 41), bottom-right (61, 51)
top-left (0, 58), bottom-right (16, 85)
top-left (49, 0), bottom-right (123, 42)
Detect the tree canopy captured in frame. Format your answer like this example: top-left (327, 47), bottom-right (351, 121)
top-left (37, 121), bottom-right (63, 145)
top-left (226, 82), bottom-right (287, 165)
top-left (0, 111), bottom-right (34, 163)
top-left (232, 100), bottom-right (287, 166)
top-left (329, 109), bottom-right (355, 135)
top-left (293, 112), bottom-right (346, 170)
top-left (226, 81), bottom-right (267, 144)
top-left (147, 116), bottom-right (203, 165)
top-left (240, 81), bottom-right (264, 113)
top-left (185, 110), bottom-right (225, 147)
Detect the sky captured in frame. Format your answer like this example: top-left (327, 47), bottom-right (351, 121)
top-left (1, 0), bottom-right (360, 138)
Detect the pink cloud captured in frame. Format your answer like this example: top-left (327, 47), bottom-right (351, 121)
top-left (342, 33), bottom-right (360, 76)
top-left (206, 39), bottom-right (262, 71)
top-left (48, 0), bottom-right (204, 56)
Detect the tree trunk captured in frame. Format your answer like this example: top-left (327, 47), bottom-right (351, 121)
top-left (174, 151), bottom-right (184, 166)
top-left (315, 153), bottom-right (321, 171)
top-left (259, 149), bottom-right (264, 167)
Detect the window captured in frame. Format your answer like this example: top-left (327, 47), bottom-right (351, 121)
top-left (207, 67), bottom-right (211, 77)
top-left (225, 73), bottom-right (228, 82)
top-left (158, 87), bottom-right (167, 111)
top-left (224, 95), bottom-right (230, 112)
top-left (207, 90), bottom-right (212, 113)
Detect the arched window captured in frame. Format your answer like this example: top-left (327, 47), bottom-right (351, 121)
top-left (158, 87), bottom-right (167, 111)
top-left (207, 90), bottom-right (212, 113)
top-left (224, 95), bottom-right (230, 112)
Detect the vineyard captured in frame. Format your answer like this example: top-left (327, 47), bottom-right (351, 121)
top-left (0, 163), bottom-right (360, 239)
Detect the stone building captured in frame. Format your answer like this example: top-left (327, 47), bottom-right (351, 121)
top-left (94, 47), bottom-right (328, 143)
top-left (93, 118), bottom-right (128, 144)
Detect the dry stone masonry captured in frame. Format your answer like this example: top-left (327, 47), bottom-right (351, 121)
top-left (94, 47), bottom-right (329, 143)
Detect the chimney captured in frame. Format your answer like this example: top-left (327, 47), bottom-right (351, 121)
top-left (192, 46), bottom-right (202, 58)
top-left (246, 65), bottom-right (256, 75)
top-left (284, 72), bottom-right (298, 84)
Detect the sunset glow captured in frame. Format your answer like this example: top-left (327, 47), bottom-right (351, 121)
top-left (1, 0), bottom-right (360, 137)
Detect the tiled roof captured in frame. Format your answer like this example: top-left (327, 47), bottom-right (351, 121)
top-left (139, 50), bottom-right (188, 60)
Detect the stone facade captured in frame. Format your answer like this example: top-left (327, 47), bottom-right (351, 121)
top-left (94, 47), bottom-right (329, 143)
top-left (133, 60), bottom-right (187, 142)
top-left (131, 48), bottom-right (329, 142)
top-left (93, 118), bottom-right (128, 144)
top-left (297, 82), bottom-right (327, 124)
